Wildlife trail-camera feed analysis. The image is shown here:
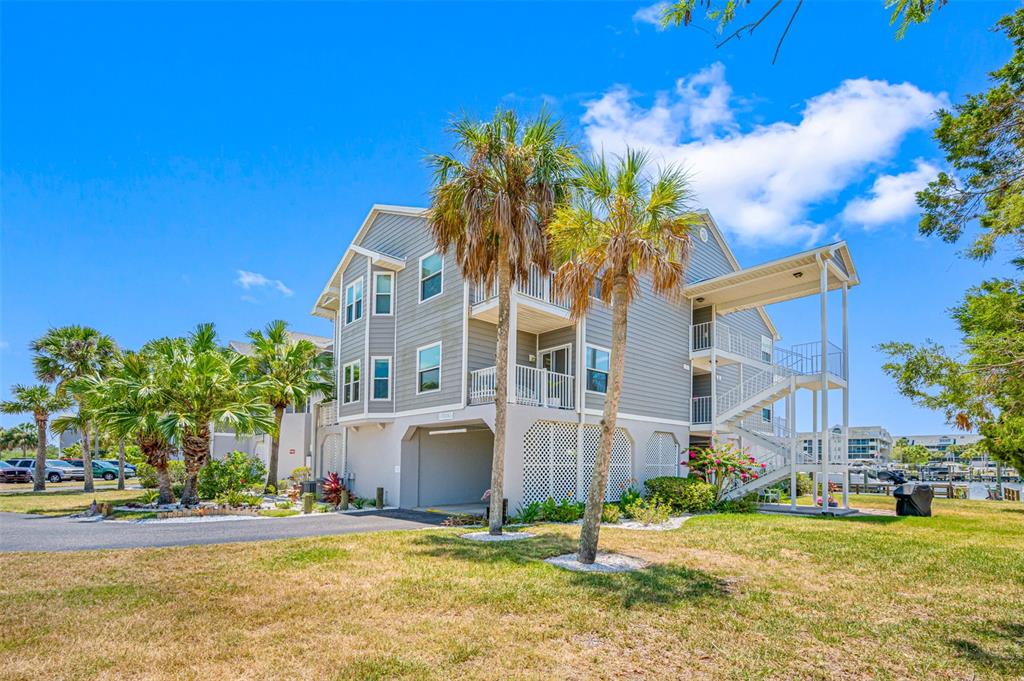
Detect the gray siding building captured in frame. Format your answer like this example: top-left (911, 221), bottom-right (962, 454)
top-left (311, 205), bottom-right (860, 512)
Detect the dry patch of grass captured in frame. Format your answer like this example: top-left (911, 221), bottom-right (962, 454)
top-left (0, 496), bottom-right (1022, 680)
top-left (0, 489), bottom-right (146, 515)
top-left (0, 479), bottom-right (127, 494)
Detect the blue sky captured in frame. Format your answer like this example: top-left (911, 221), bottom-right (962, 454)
top-left (1, 1), bottom-right (1019, 434)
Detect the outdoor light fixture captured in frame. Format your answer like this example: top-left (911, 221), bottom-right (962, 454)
top-left (696, 297), bottom-right (705, 302)
top-left (793, 271), bottom-right (804, 278)
top-left (428, 428), bottom-right (468, 435)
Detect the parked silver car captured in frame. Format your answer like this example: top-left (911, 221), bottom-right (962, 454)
top-left (7, 458), bottom-right (84, 483)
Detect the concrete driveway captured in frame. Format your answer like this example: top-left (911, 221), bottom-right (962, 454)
top-left (0, 509), bottom-right (448, 553)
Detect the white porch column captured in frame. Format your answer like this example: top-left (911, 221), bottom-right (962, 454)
top-left (811, 388), bottom-right (818, 502)
top-left (842, 282), bottom-right (850, 509)
top-left (819, 257), bottom-right (830, 513)
top-left (709, 305), bottom-right (718, 438)
top-left (507, 294), bottom-right (518, 403)
top-left (788, 378), bottom-right (797, 509)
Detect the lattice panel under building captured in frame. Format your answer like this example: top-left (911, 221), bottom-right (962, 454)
top-left (522, 421), bottom-right (579, 504)
top-left (644, 432), bottom-right (679, 480)
top-left (579, 425), bottom-right (633, 502)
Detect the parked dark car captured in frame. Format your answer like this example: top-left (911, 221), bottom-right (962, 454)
top-left (96, 460), bottom-right (136, 478)
top-left (0, 460), bottom-right (33, 483)
top-left (6, 458), bottom-right (80, 483)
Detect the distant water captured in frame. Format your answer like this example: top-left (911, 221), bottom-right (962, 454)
top-left (848, 475), bottom-right (1021, 500)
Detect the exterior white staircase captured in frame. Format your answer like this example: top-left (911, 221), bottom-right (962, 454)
top-left (689, 322), bottom-right (849, 500)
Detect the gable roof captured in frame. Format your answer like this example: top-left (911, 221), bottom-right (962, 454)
top-left (311, 205), bottom-right (426, 318)
top-left (697, 211), bottom-right (780, 340)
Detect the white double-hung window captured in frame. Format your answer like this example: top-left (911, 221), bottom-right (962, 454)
top-left (373, 272), bottom-right (393, 316)
top-left (419, 252), bottom-right (443, 302)
top-left (371, 356), bottom-right (391, 401)
top-left (417, 343), bottom-right (441, 394)
top-left (585, 345), bottom-right (610, 394)
top-left (342, 360), bottom-right (361, 404)
top-left (344, 278), bottom-right (364, 325)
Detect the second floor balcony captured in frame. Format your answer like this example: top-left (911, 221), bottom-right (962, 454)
top-left (470, 267), bottom-right (572, 334)
top-left (690, 321), bottom-right (847, 382)
top-left (468, 365), bottom-right (575, 410)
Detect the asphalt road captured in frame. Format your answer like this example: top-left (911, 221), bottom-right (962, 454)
top-left (0, 509), bottom-right (447, 552)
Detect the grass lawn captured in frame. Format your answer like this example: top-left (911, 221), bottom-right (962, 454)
top-left (1, 495), bottom-right (1022, 680)
top-left (0, 489), bottom-right (146, 515)
top-left (0, 479), bottom-right (134, 494)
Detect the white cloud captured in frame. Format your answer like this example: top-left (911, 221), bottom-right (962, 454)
top-left (633, 2), bottom-right (669, 29)
top-left (235, 270), bottom-right (293, 297)
top-left (580, 64), bottom-right (947, 245)
top-left (840, 159), bottom-right (939, 228)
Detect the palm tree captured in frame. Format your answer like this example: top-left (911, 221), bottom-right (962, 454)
top-left (428, 108), bottom-right (577, 535)
top-left (85, 350), bottom-right (178, 504)
top-left (153, 324), bottom-right (274, 505)
top-left (243, 320), bottom-right (334, 492)
top-left (32, 326), bottom-right (118, 492)
top-left (0, 385), bottom-right (72, 490)
top-left (548, 149), bottom-right (698, 564)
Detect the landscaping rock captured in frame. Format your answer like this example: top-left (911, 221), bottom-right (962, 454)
top-left (459, 531), bottom-right (535, 542)
top-left (545, 552), bottom-right (648, 573)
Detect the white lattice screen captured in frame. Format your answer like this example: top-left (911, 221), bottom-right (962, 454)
top-left (644, 432), bottom-right (679, 480)
top-left (522, 420), bottom-right (633, 504)
top-left (322, 434), bottom-right (343, 476)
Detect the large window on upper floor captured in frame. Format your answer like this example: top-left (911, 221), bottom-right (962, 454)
top-left (585, 345), bottom-right (609, 394)
top-left (371, 356), bottom-right (391, 401)
top-left (417, 342), bottom-right (441, 394)
top-left (342, 360), bottom-right (361, 404)
top-left (419, 252), bottom-right (443, 302)
top-left (373, 272), bottom-right (393, 316)
top-left (344, 278), bottom-right (364, 325)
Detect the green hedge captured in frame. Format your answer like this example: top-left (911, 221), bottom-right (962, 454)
top-left (136, 461), bottom-right (186, 489)
top-left (643, 476), bottom-right (716, 513)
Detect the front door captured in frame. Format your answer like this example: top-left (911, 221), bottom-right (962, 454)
top-left (539, 346), bottom-right (569, 375)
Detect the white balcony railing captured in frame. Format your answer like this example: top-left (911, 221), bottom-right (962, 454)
top-left (692, 396), bottom-right (712, 424)
top-left (471, 266), bottom-right (570, 310)
top-left (468, 365), bottom-right (575, 410)
top-left (690, 321), bottom-right (768, 365)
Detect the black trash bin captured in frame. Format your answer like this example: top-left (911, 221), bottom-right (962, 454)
top-left (893, 483), bottom-right (934, 517)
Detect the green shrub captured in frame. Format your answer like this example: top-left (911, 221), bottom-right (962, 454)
top-left (275, 501), bottom-right (293, 510)
top-left (510, 501), bottom-right (542, 524)
top-left (215, 490), bottom-right (264, 508)
top-left (136, 460), bottom-right (186, 489)
top-left (623, 496), bottom-right (671, 525)
top-left (198, 451), bottom-right (267, 500)
top-left (782, 472), bottom-right (813, 498)
top-left (717, 494), bottom-right (758, 514)
top-left (601, 503), bottom-right (621, 523)
top-left (539, 497), bottom-right (585, 523)
top-left (139, 489), bottom-right (160, 504)
top-left (643, 476), bottom-right (715, 513)
top-left (617, 486), bottom-right (642, 511)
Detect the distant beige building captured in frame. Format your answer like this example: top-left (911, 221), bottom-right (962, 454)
top-left (896, 433), bottom-right (984, 461)
top-left (798, 426), bottom-right (893, 463)
top-left (210, 333), bottom-right (333, 480)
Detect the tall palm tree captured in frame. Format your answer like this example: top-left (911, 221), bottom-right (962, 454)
top-left (85, 350), bottom-right (178, 504)
top-left (243, 320), bottom-right (334, 492)
top-left (0, 385), bottom-right (72, 490)
top-left (428, 108), bottom-right (577, 535)
top-left (548, 149), bottom-right (698, 564)
top-left (153, 324), bottom-right (274, 505)
top-left (32, 325), bottom-right (118, 492)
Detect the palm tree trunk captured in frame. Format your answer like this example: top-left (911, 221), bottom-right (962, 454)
top-left (179, 427), bottom-right (210, 506)
top-left (266, 405), bottom-right (285, 493)
top-left (81, 420), bottom-right (94, 493)
top-left (117, 439), bottom-right (126, 491)
top-left (488, 257), bottom-right (512, 535)
top-left (578, 275), bottom-right (629, 564)
top-left (33, 415), bottom-right (48, 492)
top-left (155, 460), bottom-right (174, 505)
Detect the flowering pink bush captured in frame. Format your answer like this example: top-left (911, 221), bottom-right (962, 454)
top-left (685, 441), bottom-right (766, 501)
